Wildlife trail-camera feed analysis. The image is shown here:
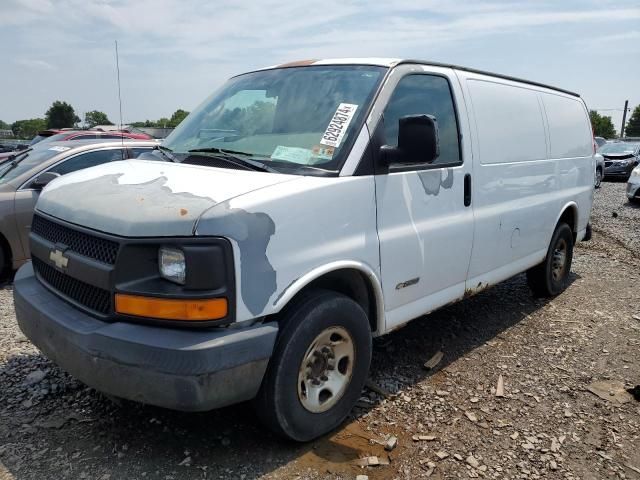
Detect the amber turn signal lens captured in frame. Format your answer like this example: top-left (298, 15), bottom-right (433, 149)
top-left (115, 294), bottom-right (228, 321)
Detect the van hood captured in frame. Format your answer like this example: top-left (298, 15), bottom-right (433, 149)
top-left (36, 159), bottom-right (298, 237)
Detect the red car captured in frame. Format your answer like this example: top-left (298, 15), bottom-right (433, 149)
top-left (30, 129), bottom-right (153, 146)
top-left (0, 129), bottom-right (155, 163)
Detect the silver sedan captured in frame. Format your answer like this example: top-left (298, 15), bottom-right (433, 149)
top-left (627, 165), bottom-right (640, 203)
top-left (0, 140), bottom-right (160, 275)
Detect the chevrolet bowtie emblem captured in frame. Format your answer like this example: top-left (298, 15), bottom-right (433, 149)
top-left (49, 249), bottom-right (69, 269)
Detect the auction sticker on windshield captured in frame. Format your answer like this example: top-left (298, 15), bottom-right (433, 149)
top-left (320, 103), bottom-right (358, 148)
top-left (271, 146), bottom-right (313, 164)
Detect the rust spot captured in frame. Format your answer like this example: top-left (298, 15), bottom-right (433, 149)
top-left (277, 59), bottom-right (318, 68)
top-left (180, 208), bottom-right (188, 216)
top-left (464, 281), bottom-right (490, 298)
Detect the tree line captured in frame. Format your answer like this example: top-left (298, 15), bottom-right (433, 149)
top-left (3, 100), bottom-right (640, 140)
top-left (1, 101), bottom-right (190, 139)
top-left (590, 105), bottom-right (640, 138)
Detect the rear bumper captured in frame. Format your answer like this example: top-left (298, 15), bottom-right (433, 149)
top-left (13, 263), bottom-right (278, 411)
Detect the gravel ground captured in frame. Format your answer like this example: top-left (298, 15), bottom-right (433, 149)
top-left (1, 180), bottom-right (639, 480)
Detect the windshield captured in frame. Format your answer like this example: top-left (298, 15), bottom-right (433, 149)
top-left (600, 142), bottom-right (638, 154)
top-left (163, 65), bottom-right (386, 174)
top-left (0, 147), bottom-right (62, 184)
top-left (31, 133), bottom-right (78, 149)
top-left (29, 134), bottom-right (49, 146)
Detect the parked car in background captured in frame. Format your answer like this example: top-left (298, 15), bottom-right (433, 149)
top-left (595, 150), bottom-right (604, 188)
top-left (0, 129), bottom-right (156, 163)
top-left (600, 141), bottom-right (640, 180)
top-left (627, 165), bottom-right (640, 203)
top-left (0, 140), bottom-right (159, 275)
top-left (30, 129), bottom-right (153, 147)
top-left (594, 136), bottom-right (607, 149)
top-left (0, 141), bottom-right (31, 161)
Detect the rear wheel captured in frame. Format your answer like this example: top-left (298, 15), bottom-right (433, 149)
top-left (254, 289), bottom-right (371, 441)
top-left (527, 223), bottom-right (574, 297)
top-left (595, 168), bottom-right (603, 188)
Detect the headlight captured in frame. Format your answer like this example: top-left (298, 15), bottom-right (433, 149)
top-left (159, 246), bottom-right (186, 284)
top-left (631, 167), bottom-right (640, 178)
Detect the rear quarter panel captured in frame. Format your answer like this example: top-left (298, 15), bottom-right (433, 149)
top-left (457, 71), bottom-right (593, 284)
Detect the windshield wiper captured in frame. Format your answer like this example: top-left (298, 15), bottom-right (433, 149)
top-left (7, 148), bottom-right (32, 161)
top-left (0, 149), bottom-right (32, 179)
top-left (155, 145), bottom-right (177, 162)
top-left (187, 148), bottom-right (278, 173)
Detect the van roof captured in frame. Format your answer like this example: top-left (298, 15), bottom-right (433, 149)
top-left (255, 58), bottom-right (580, 98)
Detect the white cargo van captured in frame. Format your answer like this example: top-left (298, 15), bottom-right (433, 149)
top-left (14, 59), bottom-right (595, 441)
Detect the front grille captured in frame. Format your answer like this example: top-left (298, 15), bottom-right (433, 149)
top-left (33, 257), bottom-right (111, 315)
top-left (605, 161), bottom-right (612, 167)
top-left (32, 214), bottom-right (119, 264)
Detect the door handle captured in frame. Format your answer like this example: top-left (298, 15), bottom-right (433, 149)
top-left (464, 173), bottom-right (472, 207)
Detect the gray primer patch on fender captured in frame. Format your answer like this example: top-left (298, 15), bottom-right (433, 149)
top-left (197, 203), bottom-right (276, 316)
top-left (417, 168), bottom-right (454, 196)
top-left (38, 173), bottom-right (218, 236)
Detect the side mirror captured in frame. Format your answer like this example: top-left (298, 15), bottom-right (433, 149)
top-left (380, 114), bottom-right (440, 165)
top-left (31, 171), bottom-right (61, 189)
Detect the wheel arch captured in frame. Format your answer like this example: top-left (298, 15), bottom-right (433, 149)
top-left (271, 261), bottom-right (384, 335)
top-left (554, 202), bottom-right (579, 243)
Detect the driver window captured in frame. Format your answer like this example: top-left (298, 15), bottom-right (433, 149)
top-left (383, 75), bottom-right (461, 166)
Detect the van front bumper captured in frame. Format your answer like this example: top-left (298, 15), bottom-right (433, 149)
top-left (13, 263), bottom-right (278, 412)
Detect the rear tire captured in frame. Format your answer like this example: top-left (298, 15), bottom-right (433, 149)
top-left (254, 289), bottom-right (372, 442)
top-left (595, 168), bottom-right (602, 188)
top-left (527, 223), bottom-right (574, 297)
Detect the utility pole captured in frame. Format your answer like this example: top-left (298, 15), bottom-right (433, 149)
top-left (620, 100), bottom-right (629, 138)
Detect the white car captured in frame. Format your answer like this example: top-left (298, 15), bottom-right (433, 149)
top-left (14, 58), bottom-right (595, 441)
top-left (627, 165), bottom-right (640, 202)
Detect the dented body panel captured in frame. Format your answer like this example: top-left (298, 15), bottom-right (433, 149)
top-left (38, 160), bottom-right (297, 237)
top-left (196, 175), bottom-right (380, 323)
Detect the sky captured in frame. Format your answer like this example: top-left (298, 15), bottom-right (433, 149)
top-left (1, 0), bottom-right (638, 133)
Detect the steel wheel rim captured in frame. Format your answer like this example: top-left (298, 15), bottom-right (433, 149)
top-left (297, 326), bottom-right (355, 413)
top-left (551, 238), bottom-right (567, 281)
top-left (595, 170), bottom-right (602, 187)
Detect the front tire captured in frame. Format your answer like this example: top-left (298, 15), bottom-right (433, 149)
top-left (527, 223), bottom-right (574, 297)
top-left (254, 289), bottom-right (372, 441)
top-left (0, 246), bottom-right (7, 280)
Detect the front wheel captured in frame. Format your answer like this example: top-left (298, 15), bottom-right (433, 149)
top-left (527, 223), bottom-right (574, 297)
top-left (254, 289), bottom-right (372, 441)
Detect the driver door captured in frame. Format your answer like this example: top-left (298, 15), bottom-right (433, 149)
top-left (374, 67), bottom-right (475, 331)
